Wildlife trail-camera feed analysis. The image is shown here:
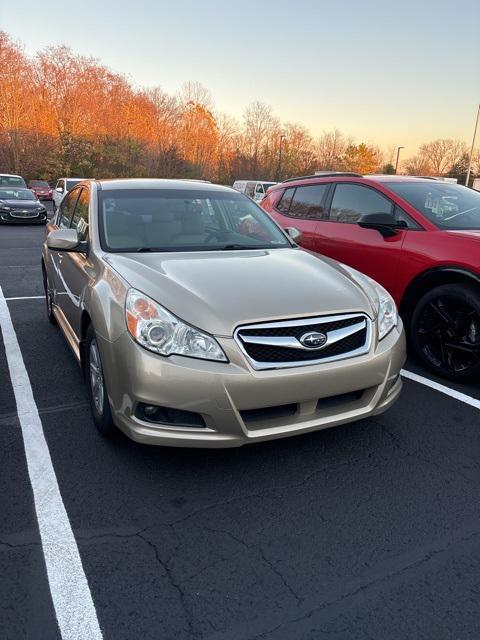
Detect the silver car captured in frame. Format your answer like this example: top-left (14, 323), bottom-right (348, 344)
top-left (42, 179), bottom-right (405, 447)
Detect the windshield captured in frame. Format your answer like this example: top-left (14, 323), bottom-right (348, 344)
top-left (0, 188), bottom-right (36, 201)
top-left (386, 182), bottom-right (480, 230)
top-left (29, 180), bottom-right (49, 187)
top-left (0, 175), bottom-right (26, 187)
top-left (98, 188), bottom-right (291, 252)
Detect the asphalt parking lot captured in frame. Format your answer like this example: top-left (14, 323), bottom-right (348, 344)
top-left (1, 203), bottom-right (480, 640)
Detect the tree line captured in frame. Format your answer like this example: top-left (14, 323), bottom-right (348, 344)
top-left (1, 31), bottom-right (479, 185)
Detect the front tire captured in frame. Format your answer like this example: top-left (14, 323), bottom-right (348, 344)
top-left (84, 326), bottom-right (116, 437)
top-left (411, 283), bottom-right (480, 381)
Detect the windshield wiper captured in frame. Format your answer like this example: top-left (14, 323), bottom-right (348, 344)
top-left (132, 247), bottom-right (174, 253)
top-left (219, 244), bottom-right (264, 250)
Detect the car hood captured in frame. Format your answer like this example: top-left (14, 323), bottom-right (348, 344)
top-left (1, 199), bottom-right (40, 208)
top-left (104, 248), bottom-right (374, 336)
top-left (446, 229), bottom-right (480, 241)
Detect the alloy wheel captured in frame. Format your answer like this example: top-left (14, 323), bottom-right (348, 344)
top-left (416, 294), bottom-right (480, 374)
top-left (89, 339), bottom-right (104, 415)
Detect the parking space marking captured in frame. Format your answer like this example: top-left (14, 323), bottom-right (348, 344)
top-left (401, 369), bottom-right (480, 411)
top-left (0, 286), bottom-right (103, 640)
top-left (4, 295), bottom-right (45, 301)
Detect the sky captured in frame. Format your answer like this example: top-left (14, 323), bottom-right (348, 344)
top-left (1, 0), bottom-right (479, 155)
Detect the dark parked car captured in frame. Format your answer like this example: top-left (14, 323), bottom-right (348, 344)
top-left (0, 187), bottom-right (48, 224)
top-left (262, 173), bottom-right (480, 381)
top-left (28, 180), bottom-right (53, 200)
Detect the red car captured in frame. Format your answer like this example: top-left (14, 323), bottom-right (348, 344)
top-left (27, 180), bottom-right (53, 201)
top-left (261, 173), bottom-right (480, 381)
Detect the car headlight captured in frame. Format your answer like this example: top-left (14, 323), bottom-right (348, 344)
top-left (125, 288), bottom-right (228, 361)
top-left (340, 265), bottom-right (398, 340)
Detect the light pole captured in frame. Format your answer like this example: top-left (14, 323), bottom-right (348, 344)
top-left (127, 121), bottom-right (134, 175)
top-left (277, 134), bottom-right (286, 181)
top-left (395, 146), bottom-right (404, 174)
top-left (465, 103), bottom-right (480, 187)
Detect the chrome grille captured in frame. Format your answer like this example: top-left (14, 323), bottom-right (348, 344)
top-left (235, 313), bottom-right (372, 370)
top-left (10, 209), bottom-right (38, 219)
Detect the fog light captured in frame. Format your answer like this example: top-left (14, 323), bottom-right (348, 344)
top-left (144, 405), bottom-right (158, 418)
top-left (136, 403), bottom-right (206, 428)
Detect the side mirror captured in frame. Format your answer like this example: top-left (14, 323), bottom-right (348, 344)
top-left (358, 212), bottom-right (398, 238)
top-left (285, 227), bottom-right (303, 244)
top-left (55, 187), bottom-right (64, 193)
top-left (47, 229), bottom-right (85, 252)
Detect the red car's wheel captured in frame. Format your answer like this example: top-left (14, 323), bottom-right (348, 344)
top-left (411, 283), bottom-right (480, 381)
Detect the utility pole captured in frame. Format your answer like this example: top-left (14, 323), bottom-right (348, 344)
top-left (127, 121), bottom-right (134, 174)
top-left (465, 103), bottom-right (480, 187)
top-left (277, 134), bottom-right (286, 181)
top-left (395, 146), bottom-right (404, 174)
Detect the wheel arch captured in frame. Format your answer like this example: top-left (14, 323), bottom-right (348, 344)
top-left (400, 267), bottom-right (480, 323)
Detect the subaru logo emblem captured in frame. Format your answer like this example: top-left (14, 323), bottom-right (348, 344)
top-left (299, 331), bottom-right (328, 349)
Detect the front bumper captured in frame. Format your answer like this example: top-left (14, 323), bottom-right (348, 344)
top-left (0, 212), bottom-right (47, 223)
top-left (98, 321), bottom-right (406, 448)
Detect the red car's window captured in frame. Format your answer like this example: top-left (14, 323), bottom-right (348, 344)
top-left (276, 187), bottom-right (295, 213)
top-left (276, 184), bottom-right (329, 220)
top-left (330, 183), bottom-right (393, 223)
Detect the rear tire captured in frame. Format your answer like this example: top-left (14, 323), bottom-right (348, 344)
top-left (410, 283), bottom-right (480, 381)
top-left (84, 325), bottom-right (116, 437)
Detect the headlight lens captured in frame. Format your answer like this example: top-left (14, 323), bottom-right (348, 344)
top-left (125, 288), bottom-right (227, 361)
top-left (340, 265), bottom-right (398, 340)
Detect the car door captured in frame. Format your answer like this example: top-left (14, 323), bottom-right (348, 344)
top-left (49, 187), bottom-right (82, 319)
top-left (254, 183), bottom-right (265, 202)
top-left (56, 186), bottom-right (93, 339)
top-left (312, 182), bottom-right (409, 299)
top-left (271, 183), bottom-right (331, 253)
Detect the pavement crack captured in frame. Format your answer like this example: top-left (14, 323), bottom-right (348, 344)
top-left (257, 546), bottom-right (302, 606)
top-left (251, 526), bottom-right (480, 639)
top-left (137, 531), bottom-right (200, 639)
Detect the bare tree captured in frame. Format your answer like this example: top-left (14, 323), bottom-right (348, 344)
top-left (418, 139), bottom-right (466, 176)
top-left (403, 155), bottom-right (433, 176)
top-left (242, 101), bottom-right (278, 176)
top-left (314, 129), bottom-right (351, 170)
top-left (280, 122), bottom-right (315, 179)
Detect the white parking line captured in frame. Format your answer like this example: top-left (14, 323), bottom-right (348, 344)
top-left (5, 295), bottom-right (45, 301)
top-left (401, 369), bottom-right (480, 411)
top-left (0, 286), bottom-right (103, 640)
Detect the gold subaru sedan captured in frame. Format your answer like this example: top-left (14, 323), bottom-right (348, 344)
top-left (42, 179), bottom-right (405, 447)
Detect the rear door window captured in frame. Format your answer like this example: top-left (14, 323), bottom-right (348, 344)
top-left (286, 184), bottom-right (330, 219)
top-left (275, 187), bottom-right (296, 214)
top-left (245, 182), bottom-right (256, 198)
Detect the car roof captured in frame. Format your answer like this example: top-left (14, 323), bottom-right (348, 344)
top-left (0, 173), bottom-right (23, 178)
top-left (270, 173), bottom-right (440, 190)
top-left (366, 175), bottom-right (440, 183)
top-left (95, 178), bottom-right (236, 193)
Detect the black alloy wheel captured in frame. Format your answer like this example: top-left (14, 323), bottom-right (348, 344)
top-left (411, 283), bottom-right (480, 381)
